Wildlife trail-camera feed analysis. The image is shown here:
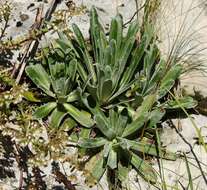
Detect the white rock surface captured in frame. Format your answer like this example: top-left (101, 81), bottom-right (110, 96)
top-left (157, 0), bottom-right (207, 97)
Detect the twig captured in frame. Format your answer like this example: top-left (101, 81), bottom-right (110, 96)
top-left (32, 167), bottom-right (47, 190)
top-left (0, 16), bottom-right (9, 40)
top-left (18, 169), bottom-right (24, 190)
top-left (123, 2), bottom-right (146, 27)
top-left (170, 120), bottom-right (207, 185)
top-left (45, 0), bottom-right (62, 21)
top-left (15, 5), bottom-right (44, 84)
top-left (15, 0), bottom-right (62, 84)
top-left (134, 0), bottom-right (139, 21)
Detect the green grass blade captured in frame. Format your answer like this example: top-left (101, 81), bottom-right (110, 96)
top-left (184, 153), bottom-right (194, 190)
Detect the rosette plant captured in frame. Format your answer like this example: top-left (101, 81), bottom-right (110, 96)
top-left (80, 83), bottom-right (196, 186)
top-left (25, 50), bottom-right (94, 128)
top-left (70, 7), bottom-right (196, 186)
top-left (24, 6), bottom-right (197, 188)
top-left (55, 7), bottom-right (155, 109)
top-left (79, 95), bottom-right (177, 184)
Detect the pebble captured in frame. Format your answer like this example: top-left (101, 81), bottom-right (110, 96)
top-left (20, 14), bottom-right (29, 21)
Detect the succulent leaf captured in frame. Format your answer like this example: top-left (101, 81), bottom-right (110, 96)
top-left (33, 102), bottom-right (57, 119)
top-left (131, 152), bottom-right (157, 184)
top-left (26, 64), bottom-right (54, 97)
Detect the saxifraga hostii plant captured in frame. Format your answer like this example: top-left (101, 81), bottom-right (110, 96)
top-left (25, 49), bottom-right (94, 129)
top-left (72, 7), bottom-right (196, 187)
top-left (24, 6), bottom-right (198, 188)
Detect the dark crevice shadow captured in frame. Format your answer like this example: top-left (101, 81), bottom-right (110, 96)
top-left (0, 133), bottom-right (15, 179)
top-left (52, 185), bottom-right (65, 190)
top-left (0, 49), bottom-right (14, 67)
top-left (192, 89), bottom-right (207, 116)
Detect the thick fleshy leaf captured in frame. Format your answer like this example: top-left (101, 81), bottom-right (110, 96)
top-left (119, 138), bottom-right (177, 160)
top-left (122, 95), bottom-right (156, 137)
top-left (80, 128), bottom-right (91, 139)
top-left (163, 96), bottom-right (197, 109)
top-left (66, 90), bottom-right (79, 102)
top-left (51, 77), bottom-right (67, 96)
top-left (131, 152), bottom-right (157, 183)
top-left (72, 23), bottom-right (97, 84)
top-left (78, 128), bottom-right (92, 156)
top-left (112, 20), bottom-right (139, 90)
top-left (107, 148), bottom-right (117, 169)
top-left (49, 62), bottom-right (65, 79)
top-left (143, 44), bottom-right (159, 80)
top-left (148, 108), bottom-right (166, 128)
top-left (50, 108), bottom-right (67, 128)
top-left (109, 14), bottom-right (123, 49)
top-left (135, 94), bottom-right (157, 119)
top-left (91, 154), bottom-right (106, 181)
top-left (25, 64), bottom-right (54, 97)
top-left (72, 23), bottom-right (87, 49)
top-left (23, 91), bottom-right (41, 102)
top-left (103, 142), bottom-right (112, 158)
top-left (120, 25), bottom-right (153, 88)
top-left (77, 62), bottom-right (88, 82)
top-left (102, 46), bottom-right (112, 66)
top-left (118, 163), bottom-right (129, 182)
top-left (63, 103), bottom-right (94, 128)
top-left (159, 64), bottom-right (182, 98)
top-left (85, 152), bottom-right (106, 184)
top-left (33, 102), bottom-right (57, 119)
top-left (56, 33), bottom-right (80, 58)
top-left (78, 137), bottom-right (107, 148)
top-left (62, 118), bottom-right (77, 131)
top-left (109, 79), bottom-right (135, 103)
top-left (109, 109), bottom-right (118, 130)
top-left (122, 114), bottom-right (147, 138)
top-left (67, 59), bottom-right (77, 81)
top-left (90, 6), bottom-right (102, 63)
top-left (113, 34), bottom-right (137, 90)
top-left (53, 48), bottom-right (65, 59)
top-left (80, 92), bottom-right (101, 115)
top-left (95, 114), bottom-right (116, 140)
top-left (116, 111), bottom-right (128, 137)
top-left (100, 79), bottom-right (113, 103)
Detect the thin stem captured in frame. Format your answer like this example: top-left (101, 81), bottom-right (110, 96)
top-left (0, 16), bottom-right (9, 40)
top-left (170, 120), bottom-right (207, 185)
